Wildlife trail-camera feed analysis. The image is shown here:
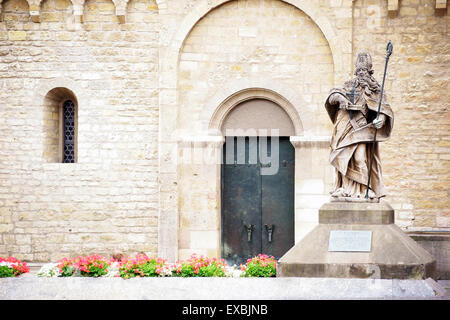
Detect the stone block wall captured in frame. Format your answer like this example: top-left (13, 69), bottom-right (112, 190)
top-left (0, 0), bottom-right (448, 262)
top-left (177, 0), bottom-right (335, 136)
top-left (353, 0), bottom-right (449, 231)
top-left (410, 233), bottom-right (450, 279)
top-left (176, 0), bottom-right (337, 259)
top-left (0, 0), bottom-right (160, 261)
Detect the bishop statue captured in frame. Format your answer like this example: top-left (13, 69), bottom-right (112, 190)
top-left (324, 49), bottom-right (394, 201)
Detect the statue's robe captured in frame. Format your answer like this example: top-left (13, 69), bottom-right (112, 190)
top-left (325, 83), bottom-right (394, 198)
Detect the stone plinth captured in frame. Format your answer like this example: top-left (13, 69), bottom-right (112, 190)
top-left (277, 201), bottom-right (436, 279)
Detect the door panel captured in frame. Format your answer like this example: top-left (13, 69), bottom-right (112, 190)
top-left (222, 137), bottom-right (294, 266)
top-left (261, 138), bottom-right (295, 259)
top-left (222, 137), bottom-right (261, 266)
top-left (222, 163), bottom-right (261, 266)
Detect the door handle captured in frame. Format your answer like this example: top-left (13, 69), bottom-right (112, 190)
top-left (244, 224), bottom-right (254, 242)
top-left (265, 224), bottom-right (274, 243)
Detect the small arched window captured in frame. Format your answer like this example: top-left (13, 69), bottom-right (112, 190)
top-left (43, 87), bottom-right (78, 163)
top-left (62, 100), bottom-right (76, 163)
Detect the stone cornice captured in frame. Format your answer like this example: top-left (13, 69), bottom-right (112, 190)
top-left (388, 0), bottom-right (446, 17)
top-left (0, 0), bottom-right (163, 24)
top-left (177, 135), bottom-right (224, 149)
top-left (289, 135), bottom-right (331, 148)
top-left (0, 0), bottom-right (447, 24)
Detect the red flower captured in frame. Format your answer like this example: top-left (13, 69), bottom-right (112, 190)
top-left (0, 256), bottom-right (29, 276)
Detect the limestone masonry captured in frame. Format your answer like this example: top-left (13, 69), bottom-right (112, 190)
top-left (0, 0), bottom-right (448, 263)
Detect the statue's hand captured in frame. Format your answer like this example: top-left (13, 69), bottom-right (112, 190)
top-left (372, 115), bottom-right (386, 129)
top-left (339, 100), bottom-right (349, 110)
top-left (333, 94), bottom-right (349, 110)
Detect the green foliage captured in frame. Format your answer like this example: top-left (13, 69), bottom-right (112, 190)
top-left (0, 257), bottom-right (30, 277)
top-left (57, 255), bottom-right (110, 277)
top-left (119, 255), bottom-right (167, 279)
top-left (0, 266), bottom-right (15, 278)
top-left (241, 254), bottom-right (277, 277)
top-left (60, 265), bottom-right (76, 277)
top-left (172, 263), bottom-right (195, 278)
top-left (171, 254), bottom-right (227, 277)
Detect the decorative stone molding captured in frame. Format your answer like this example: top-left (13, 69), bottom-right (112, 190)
top-left (289, 135), bottom-right (331, 148)
top-left (177, 135), bottom-right (224, 166)
top-left (201, 79), bottom-right (305, 136)
top-left (112, 0), bottom-right (128, 24)
top-left (387, 0), bottom-right (399, 12)
top-left (26, 0), bottom-right (41, 23)
top-left (387, 0), bottom-right (399, 17)
top-left (155, 0), bottom-right (166, 14)
top-left (177, 135), bottom-right (224, 149)
top-left (169, 0), bottom-right (350, 87)
top-left (436, 0), bottom-right (447, 9)
top-left (23, 0), bottom-right (85, 23)
top-left (72, 0), bottom-right (85, 23)
top-left (386, 0), bottom-right (447, 17)
top-left (19, 0), bottom-right (162, 24)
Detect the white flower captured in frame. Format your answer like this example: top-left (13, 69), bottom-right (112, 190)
top-left (159, 263), bottom-right (174, 277)
top-left (0, 262), bottom-right (14, 268)
top-left (104, 261), bottom-right (120, 278)
top-left (225, 265), bottom-right (244, 278)
top-left (37, 263), bottom-right (61, 277)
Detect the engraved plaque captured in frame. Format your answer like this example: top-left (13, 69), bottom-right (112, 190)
top-left (328, 230), bottom-right (372, 252)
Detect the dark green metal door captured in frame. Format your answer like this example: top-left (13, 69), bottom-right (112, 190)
top-left (221, 137), bottom-right (295, 266)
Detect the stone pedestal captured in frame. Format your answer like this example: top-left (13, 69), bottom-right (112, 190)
top-left (277, 201), bottom-right (436, 279)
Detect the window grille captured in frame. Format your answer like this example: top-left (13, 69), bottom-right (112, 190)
top-left (62, 100), bottom-right (75, 163)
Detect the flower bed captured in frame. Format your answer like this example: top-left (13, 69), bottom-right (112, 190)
top-left (240, 254), bottom-right (277, 277)
top-left (171, 254), bottom-right (228, 277)
top-left (57, 254), bottom-right (111, 277)
top-left (0, 257), bottom-right (30, 278)
top-left (34, 253), bottom-right (278, 279)
top-left (119, 254), bottom-right (169, 279)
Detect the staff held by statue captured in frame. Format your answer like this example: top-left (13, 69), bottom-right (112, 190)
top-left (365, 41), bottom-right (393, 200)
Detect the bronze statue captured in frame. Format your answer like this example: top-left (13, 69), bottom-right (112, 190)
top-left (325, 49), bottom-right (394, 202)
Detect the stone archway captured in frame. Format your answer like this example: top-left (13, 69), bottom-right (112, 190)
top-left (204, 84), bottom-right (304, 136)
top-left (159, 0), bottom-right (347, 261)
top-left (176, 87), bottom-right (307, 261)
top-left (169, 0), bottom-right (351, 85)
top-left (219, 98), bottom-right (296, 265)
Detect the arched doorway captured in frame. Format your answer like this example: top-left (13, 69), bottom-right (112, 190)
top-left (220, 99), bottom-right (295, 265)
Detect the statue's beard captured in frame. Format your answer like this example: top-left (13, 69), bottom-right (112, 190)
top-left (355, 75), bottom-right (380, 93)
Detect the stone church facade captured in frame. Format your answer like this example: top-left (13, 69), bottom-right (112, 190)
top-left (0, 0), bottom-right (448, 264)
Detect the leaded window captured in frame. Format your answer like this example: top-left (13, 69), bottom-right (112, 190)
top-left (62, 100), bottom-right (75, 163)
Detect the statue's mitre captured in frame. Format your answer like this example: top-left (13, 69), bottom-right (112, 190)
top-left (355, 49), bottom-right (373, 72)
